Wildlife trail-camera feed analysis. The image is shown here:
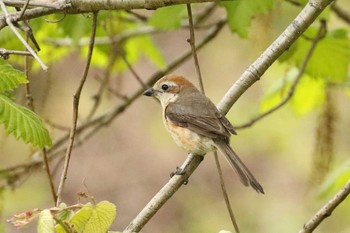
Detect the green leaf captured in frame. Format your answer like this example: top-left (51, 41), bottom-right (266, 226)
top-left (0, 60), bottom-right (27, 92)
top-left (148, 5), bottom-right (187, 30)
top-left (221, 0), bottom-right (275, 38)
top-left (290, 74), bottom-right (326, 115)
top-left (123, 35), bottom-right (165, 69)
top-left (69, 201), bottom-right (116, 233)
top-left (280, 28), bottom-right (350, 83)
top-left (0, 94), bottom-right (52, 148)
top-left (37, 210), bottom-right (55, 233)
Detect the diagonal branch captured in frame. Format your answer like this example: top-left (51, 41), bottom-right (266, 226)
top-left (298, 179), bottom-right (350, 233)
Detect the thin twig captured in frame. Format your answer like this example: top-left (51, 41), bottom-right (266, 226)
top-left (298, 179), bottom-right (350, 233)
top-left (186, 3), bottom-right (204, 92)
top-left (234, 21), bottom-right (327, 129)
top-left (86, 44), bottom-right (118, 121)
top-left (56, 12), bottom-right (98, 206)
top-left (187, 4), bottom-right (239, 232)
top-left (121, 54), bottom-right (146, 88)
top-left (18, 0), bottom-right (30, 19)
top-left (23, 44), bottom-right (57, 204)
top-left (0, 48), bottom-right (32, 58)
top-left (0, 0), bottom-right (47, 70)
top-left (214, 151), bottom-right (240, 233)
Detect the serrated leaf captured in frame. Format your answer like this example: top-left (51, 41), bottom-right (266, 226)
top-left (69, 201), bottom-right (116, 233)
top-left (0, 94), bottom-right (52, 148)
top-left (221, 0), bottom-right (275, 38)
top-left (37, 210), bottom-right (55, 233)
top-left (0, 60), bottom-right (27, 92)
top-left (148, 5), bottom-right (187, 30)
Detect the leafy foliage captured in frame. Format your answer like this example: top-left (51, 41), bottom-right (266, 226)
top-left (262, 27), bottom-right (350, 115)
top-left (54, 201), bottom-right (117, 233)
top-left (0, 60), bottom-right (51, 148)
top-left (221, 0), bottom-right (275, 38)
top-left (0, 94), bottom-right (52, 148)
top-left (280, 28), bottom-right (350, 83)
top-left (148, 5), bottom-right (187, 30)
top-left (37, 210), bottom-right (55, 233)
top-left (0, 59), bottom-right (27, 92)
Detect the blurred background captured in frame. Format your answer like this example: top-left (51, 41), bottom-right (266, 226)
top-left (0, 0), bottom-right (349, 232)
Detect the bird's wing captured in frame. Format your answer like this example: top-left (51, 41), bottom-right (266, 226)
top-left (165, 91), bottom-right (236, 139)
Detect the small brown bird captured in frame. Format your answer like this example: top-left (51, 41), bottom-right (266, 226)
top-left (144, 74), bottom-right (264, 194)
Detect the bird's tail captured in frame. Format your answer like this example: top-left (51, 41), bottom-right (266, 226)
top-left (215, 140), bottom-right (264, 194)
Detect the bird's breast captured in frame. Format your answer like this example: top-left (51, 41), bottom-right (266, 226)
top-left (163, 116), bottom-right (216, 155)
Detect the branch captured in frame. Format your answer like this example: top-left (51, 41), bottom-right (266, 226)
top-left (216, 0), bottom-right (334, 115)
top-left (0, 0), bottom-right (48, 70)
top-left (56, 12), bottom-right (98, 206)
top-left (298, 179), bottom-right (350, 233)
top-left (124, 154), bottom-right (204, 233)
top-left (0, 0), bottom-right (229, 30)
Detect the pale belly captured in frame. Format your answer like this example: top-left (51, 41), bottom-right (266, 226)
top-left (164, 118), bottom-right (216, 155)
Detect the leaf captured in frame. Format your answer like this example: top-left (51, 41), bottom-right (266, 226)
top-left (148, 5), bottom-right (187, 30)
top-left (123, 35), bottom-right (165, 69)
top-left (280, 28), bottom-right (350, 83)
top-left (0, 60), bottom-right (27, 92)
top-left (0, 94), bottom-right (52, 148)
top-left (69, 201), bottom-right (116, 233)
top-left (221, 0), bottom-right (275, 38)
top-left (290, 74), bottom-right (326, 115)
top-left (37, 210), bottom-right (55, 233)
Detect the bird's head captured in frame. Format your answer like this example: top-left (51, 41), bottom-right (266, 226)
top-left (143, 74), bottom-right (197, 107)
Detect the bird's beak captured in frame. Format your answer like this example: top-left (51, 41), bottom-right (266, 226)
top-left (143, 88), bottom-right (154, 96)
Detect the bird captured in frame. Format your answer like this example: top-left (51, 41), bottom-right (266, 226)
top-left (143, 74), bottom-right (264, 194)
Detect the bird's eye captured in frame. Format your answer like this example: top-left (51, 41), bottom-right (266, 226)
top-left (161, 84), bottom-right (169, 91)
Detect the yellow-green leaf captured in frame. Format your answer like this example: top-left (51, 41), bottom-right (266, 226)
top-left (291, 74), bottom-right (326, 115)
top-left (69, 201), bottom-right (116, 233)
top-left (0, 60), bottom-right (27, 92)
top-left (37, 210), bottom-right (55, 233)
top-left (148, 5), bottom-right (187, 30)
